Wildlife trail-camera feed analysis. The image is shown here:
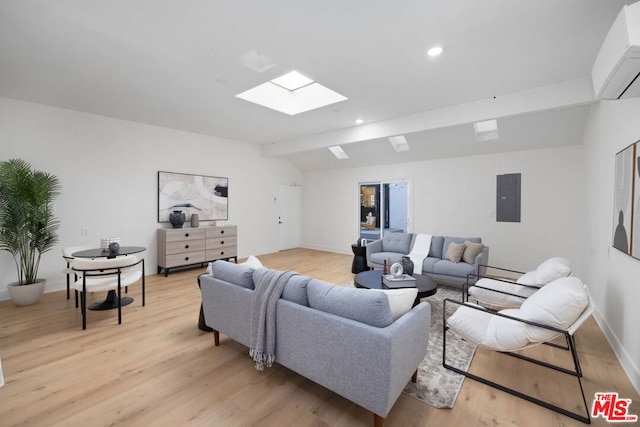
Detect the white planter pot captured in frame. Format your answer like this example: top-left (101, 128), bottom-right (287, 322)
top-left (7, 279), bottom-right (46, 306)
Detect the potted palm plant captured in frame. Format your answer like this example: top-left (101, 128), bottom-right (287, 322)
top-left (0, 158), bottom-right (61, 305)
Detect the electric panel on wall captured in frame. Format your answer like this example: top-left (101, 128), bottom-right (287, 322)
top-left (496, 173), bottom-right (521, 223)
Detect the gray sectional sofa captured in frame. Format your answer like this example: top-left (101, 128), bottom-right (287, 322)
top-left (366, 233), bottom-right (489, 286)
top-left (199, 260), bottom-right (431, 427)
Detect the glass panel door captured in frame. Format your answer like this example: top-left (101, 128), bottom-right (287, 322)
top-left (359, 181), bottom-right (408, 242)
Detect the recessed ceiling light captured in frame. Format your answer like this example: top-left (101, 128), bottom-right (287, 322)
top-left (474, 119), bottom-right (499, 141)
top-left (236, 71), bottom-right (347, 115)
top-left (388, 135), bottom-right (411, 152)
top-left (427, 46), bottom-right (443, 57)
top-left (328, 145), bottom-right (349, 159)
top-left (355, 119), bottom-right (364, 125)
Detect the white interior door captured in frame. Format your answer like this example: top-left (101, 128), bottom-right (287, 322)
top-left (278, 184), bottom-right (301, 250)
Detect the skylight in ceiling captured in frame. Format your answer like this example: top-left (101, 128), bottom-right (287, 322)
top-left (474, 119), bottom-right (499, 141)
top-left (388, 135), bottom-right (411, 152)
top-left (328, 145), bottom-right (349, 159)
top-left (271, 71), bottom-right (313, 90)
top-left (236, 71), bottom-right (348, 115)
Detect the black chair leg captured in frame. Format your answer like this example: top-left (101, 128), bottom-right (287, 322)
top-left (142, 259), bottom-right (146, 306)
top-left (81, 288), bottom-right (87, 330)
top-left (74, 274), bottom-right (79, 308)
top-left (66, 263), bottom-right (70, 300)
top-left (117, 275), bottom-right (122, 325)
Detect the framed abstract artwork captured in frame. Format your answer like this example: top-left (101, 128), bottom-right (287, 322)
top-left (633, 142), bottom-right (640, 258)
top-left (158, 171), bottom-right (228, 223)
top-left (612, 143), bottom-right (637, 258)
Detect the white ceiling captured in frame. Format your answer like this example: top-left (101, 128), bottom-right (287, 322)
top-left (0, 0), bottom-right (633, 170)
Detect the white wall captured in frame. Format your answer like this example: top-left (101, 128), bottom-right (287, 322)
top-left (0, 97), bottom-right (302, 299)
top-left (582, 97), bottom-right (640, 394)
top-left (303, 145), bottom-right (586, 275)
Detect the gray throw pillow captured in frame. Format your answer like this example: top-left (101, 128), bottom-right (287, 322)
top-left (212, 260), bottom-right (255, 289)
top-left (307, 279), bottom-right (394, 328)
top-left (282, 275), bottom-right (312, 306)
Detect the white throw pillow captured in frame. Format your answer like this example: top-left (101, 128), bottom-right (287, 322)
top-left (243, 255), bottom-right (263, 269)
top-left (376, 288), bottom-right (419, 320)
top-left (534, 257), bottom-right (571, 285)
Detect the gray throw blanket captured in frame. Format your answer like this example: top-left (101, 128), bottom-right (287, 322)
top-left (249, 269), bottom-right (297, 370)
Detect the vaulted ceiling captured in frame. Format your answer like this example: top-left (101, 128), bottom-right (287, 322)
top-left (0, 1), bottom-right (632, 170)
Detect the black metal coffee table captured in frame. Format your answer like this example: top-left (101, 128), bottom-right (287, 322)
top-left (354, 270), bottom-right (437, 306)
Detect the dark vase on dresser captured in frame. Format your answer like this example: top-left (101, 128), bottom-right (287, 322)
top-left (169, 210), bottom-right (186, 228)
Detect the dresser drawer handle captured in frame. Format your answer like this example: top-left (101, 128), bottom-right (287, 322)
top-left (185, 233), bottom-right (190, 237)
top-left (184, 256), bottom-right (189, 261)
top-left (220, 241), bottom-right (224, 245)
top-left (220, 251), bottom-right (225, 256)
top-left (185, 244), bottom-right (189, 249)
top-left (220, 230), bottom-right (225, 234)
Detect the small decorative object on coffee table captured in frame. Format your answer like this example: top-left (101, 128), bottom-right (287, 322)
top-left (382, 273), bottom-right (417, 288)
top-left (401, 256), bottom-right (415, 275)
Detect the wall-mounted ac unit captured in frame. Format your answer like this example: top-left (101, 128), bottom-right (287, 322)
top-left (592, 2), bottom-right (640, 100)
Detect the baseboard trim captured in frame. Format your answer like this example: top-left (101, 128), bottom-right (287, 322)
top-left (300, 243), bottom-right (351, 255)
top-left (592, 306), bottom-right (640, 396)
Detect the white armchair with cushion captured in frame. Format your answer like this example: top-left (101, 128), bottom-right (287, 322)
top-left (444, 276), bottom-right (593, 423)
top-left (62, 245), bottom-right (98, 302)
top-left (465, 257), bottom-right (571, 309)
top-left (72, 256), bottom-right (145, 330)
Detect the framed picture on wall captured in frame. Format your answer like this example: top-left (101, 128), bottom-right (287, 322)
top-left (158, 171), bottom-right (228, 223)
top-left (612, 143), bottom-right (635, 256)
top-left (633, 141), bottom-right (640, 258)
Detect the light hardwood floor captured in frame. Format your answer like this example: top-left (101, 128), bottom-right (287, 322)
top-left (0, 248), bottom-right (638, 426)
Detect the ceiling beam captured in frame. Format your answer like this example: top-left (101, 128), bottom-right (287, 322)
top-left (262, 77), bottom-right (595, 157)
